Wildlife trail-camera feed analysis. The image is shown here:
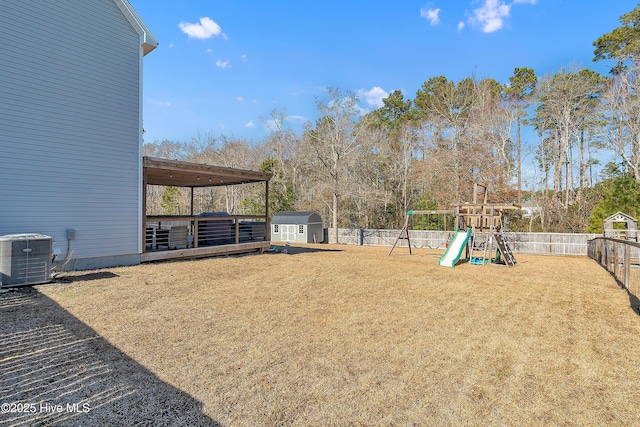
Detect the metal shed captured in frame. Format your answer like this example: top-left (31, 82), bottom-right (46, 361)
top-left (271, 212), bottom-right (324, 244)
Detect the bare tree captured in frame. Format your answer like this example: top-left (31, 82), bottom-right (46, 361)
top-left (466, 77), bottom-right (515, 198)
top-left (306, 88), bottom-right (367, 243)
top-left (534, 68), bottom-right (605, 207)
top-left (413, 76), bottom-right (515, 205)
top-left (361, 90), bottom-right (421, 227)
top-left (506, 67), bottom-right (537, 202)
top-left (599, 63), bottom-right (640, 182)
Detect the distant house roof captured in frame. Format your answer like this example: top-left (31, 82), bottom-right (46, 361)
top-left (272, 212), bottom-right (323, 225)
top-left (114, 0), bottom-right (158, 55)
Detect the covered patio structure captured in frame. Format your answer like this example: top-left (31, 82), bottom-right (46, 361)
top-left (141, 157), bottom-right (271, 262)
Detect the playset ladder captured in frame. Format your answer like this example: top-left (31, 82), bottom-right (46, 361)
top-left (388, 214), bottom-right (412, 255)
top-left (494, 233), bottom-right (516, 266)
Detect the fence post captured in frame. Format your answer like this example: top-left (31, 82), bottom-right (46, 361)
top-left (624, 244), bottom-right (631, 290)
top-left (588, 237), bottom-right (640, 313)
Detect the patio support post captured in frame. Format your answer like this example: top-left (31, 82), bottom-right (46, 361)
top-left (190, 187), bottom-right (194, 248)
top-left (190, 187), bottom-right (194, 216)
top-left (265, 180), bottom-right (270, 241)
top-left (142, 166), bottom-right (147, 253)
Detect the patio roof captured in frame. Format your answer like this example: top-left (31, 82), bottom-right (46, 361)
top-left (143, 157), bottom-right (271, 188)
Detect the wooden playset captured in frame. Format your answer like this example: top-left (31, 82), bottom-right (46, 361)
top-left (390, 184), bottom-right (520, 267)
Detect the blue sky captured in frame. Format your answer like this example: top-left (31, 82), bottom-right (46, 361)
top-left (134, 0), bottom-right (637, 145)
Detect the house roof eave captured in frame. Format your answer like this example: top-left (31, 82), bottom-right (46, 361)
top-left (113, 0), bottom-right (159, 56)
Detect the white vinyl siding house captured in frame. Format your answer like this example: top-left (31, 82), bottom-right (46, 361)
top-left (0, 0), bottom-right (157, 269)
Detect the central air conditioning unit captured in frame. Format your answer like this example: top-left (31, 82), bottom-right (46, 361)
top-left (0, 234), bottom-right (52, 287)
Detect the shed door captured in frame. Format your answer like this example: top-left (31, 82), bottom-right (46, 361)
top-left (281, 225), bottom-right (297, 242)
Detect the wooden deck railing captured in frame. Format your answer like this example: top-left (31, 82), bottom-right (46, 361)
top-left (144, 214), bottom-right (268, 252)
top-left (587, 237), bottom-right (640, 314)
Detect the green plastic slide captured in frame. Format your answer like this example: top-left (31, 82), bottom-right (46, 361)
top-left (438, 227), bottom-right (472, 268)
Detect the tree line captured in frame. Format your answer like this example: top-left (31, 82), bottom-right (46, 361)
top-left (145, 5), bottom-right (640, 238)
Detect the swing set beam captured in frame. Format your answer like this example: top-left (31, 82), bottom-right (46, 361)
top-left (388, 209), bottom-right (455, 255)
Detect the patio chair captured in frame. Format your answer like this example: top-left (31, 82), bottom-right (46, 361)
top-left (145, 227), bottom-right (154, 249)
top-left (167, 225), bottom-right (188, 249)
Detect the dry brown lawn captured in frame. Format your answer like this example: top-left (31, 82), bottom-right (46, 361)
top-left (3, 244), bottom-right (640, 426)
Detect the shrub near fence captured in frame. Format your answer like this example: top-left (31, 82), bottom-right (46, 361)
top-left (588, 237), bottom-right (640, 313)
top-left (329, 228), bottom-right (600, 256)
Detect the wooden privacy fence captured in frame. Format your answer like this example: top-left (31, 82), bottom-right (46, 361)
top-left (588, 237), bottom-right (640, 313)
top-left (331, 228), bottom-right (599, 256)
top-left (503, 232), bottom-right (599, 255)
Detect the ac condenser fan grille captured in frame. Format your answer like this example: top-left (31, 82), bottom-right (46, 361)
top-left (0, 234), bottom-right (52, 287)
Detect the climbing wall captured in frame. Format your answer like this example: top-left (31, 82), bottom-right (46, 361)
top-left (494, 233), bottom-right (516, 266)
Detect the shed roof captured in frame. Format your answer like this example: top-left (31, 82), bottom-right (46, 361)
top-left (272, 211), bottom-right (323, 225)
top-left (604, 211), bottom-right (637, 223)
top-left (143, 157), bottom-right (271, 188)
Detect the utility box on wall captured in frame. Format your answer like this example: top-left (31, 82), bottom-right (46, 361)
top-left (0, 234), bottom-right (52, 287)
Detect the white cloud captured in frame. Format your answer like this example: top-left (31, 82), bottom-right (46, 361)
top-left (154, 100), bottom-right (171, 107)
top-left (236, 96), bottom-right (244, 102)
top-left (467, 0), bottom-right (537, 33)
top-left (457, 21), bottom-right (466, 31)
top-left (241, 54), bottom-right (247, 61)
top-left (357, 86), bottom-right (389, 108)
top-left (245, 121), bottom-right (255, 128)
top-left (264, 115), bottom-right (308, 132)
top-left (216, 59), bottom-right (231, 68)
top-left (285, 115), bottom-right (306, 123)
top-left (169, 43), bottom-right (175, 48)
top-left (420, 7), bottom-right (441, 26)
top-left (206, 48), bottom-right (213, 53)
top-left (470, 0), bottom-right (511, 33)
top-left (179, 17), bottom-right (223, 40)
